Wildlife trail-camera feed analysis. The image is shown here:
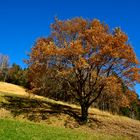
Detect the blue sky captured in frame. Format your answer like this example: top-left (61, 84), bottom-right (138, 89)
top-left (0, 0), bottom-right (140, 95)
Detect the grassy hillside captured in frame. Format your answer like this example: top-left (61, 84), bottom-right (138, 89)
top-left (0, 82), bottom-right (140, 140)
top-left (0, 118), bottom-right (129, 140)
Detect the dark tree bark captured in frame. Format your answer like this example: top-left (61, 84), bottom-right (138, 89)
top-left (81, 103), bottom-right (89, 123)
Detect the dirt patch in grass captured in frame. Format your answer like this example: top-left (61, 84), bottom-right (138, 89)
top-left (0, 108), bottom-right (12, 118)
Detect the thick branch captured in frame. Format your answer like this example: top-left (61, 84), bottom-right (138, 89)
top-left (88, 85), bottom-right (104, 107)
top-left (84, 65), bottom-right (102, 99)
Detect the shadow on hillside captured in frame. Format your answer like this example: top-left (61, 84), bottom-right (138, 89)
top-left (0, 95), bottom-right (82, 124)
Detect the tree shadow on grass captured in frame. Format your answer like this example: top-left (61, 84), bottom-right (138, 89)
top-left (1, 95), bottom-right (103, 128)
top-left (0, 95), bottom-right (82, 123)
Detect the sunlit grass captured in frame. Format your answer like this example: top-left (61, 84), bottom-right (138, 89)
top-left (0, 118), bottom-right (130, 140)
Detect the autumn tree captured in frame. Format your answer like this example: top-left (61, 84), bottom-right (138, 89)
top-left (27, 18), bottom-right (140, 123)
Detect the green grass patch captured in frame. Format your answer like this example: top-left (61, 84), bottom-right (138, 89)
top-left (0, 118), bottom-right (130, 140)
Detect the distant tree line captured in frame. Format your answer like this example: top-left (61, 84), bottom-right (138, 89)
top-left (0, 53), bottom-right (29, 88)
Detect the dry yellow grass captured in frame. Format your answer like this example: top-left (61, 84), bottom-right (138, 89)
top-left (0, 82), bottom-right (28, 96)
top-left (0, 82), bottom-right (140, 139)
top-left (0, 82), bottom-right (74, 105)
top-left (88, 109), bottom-right (140, 139)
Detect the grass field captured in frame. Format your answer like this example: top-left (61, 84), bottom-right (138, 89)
top-left (0, 118), bottom-right (130, 140)
top-left (0, 82), bottom-right (140, 140)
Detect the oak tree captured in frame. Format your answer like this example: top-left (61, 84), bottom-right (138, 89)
top-left (27, 18), bottom-right (140, 123)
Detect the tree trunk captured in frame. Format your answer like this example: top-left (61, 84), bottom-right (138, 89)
top-left (4, 72), bottom-right (7, 82)
top-left (81, 104), bottom-right (89, 123)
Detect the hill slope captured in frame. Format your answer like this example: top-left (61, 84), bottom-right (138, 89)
top-left (0, 82), bottom-right (140, 140)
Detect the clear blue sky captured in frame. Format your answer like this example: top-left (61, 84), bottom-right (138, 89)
top-left (0, 0), bottom-right (140, 95)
